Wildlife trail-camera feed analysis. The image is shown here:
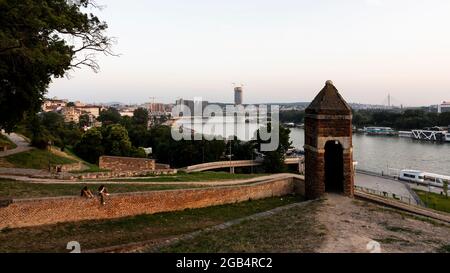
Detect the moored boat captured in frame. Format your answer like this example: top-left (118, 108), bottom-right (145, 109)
top-left (398, 131), bottom-right (412, 138)
top-left (364, 127), bottom-right (397, 136)
top-left (411, 127), bottom-right (447, 142)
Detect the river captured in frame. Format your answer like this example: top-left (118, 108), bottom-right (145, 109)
top-left (175, 118), bottom-right (450, 175)
top-left (290, 128), bottom-right (450, 175)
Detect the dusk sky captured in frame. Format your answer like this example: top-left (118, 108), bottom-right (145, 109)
top-left (48, 0), bottom-right (450, 106)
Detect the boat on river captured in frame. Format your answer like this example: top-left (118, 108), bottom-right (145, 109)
top-left (364, 127), bottom-right (397, 136)
top-left (411, 127), bottom-right (448, 142)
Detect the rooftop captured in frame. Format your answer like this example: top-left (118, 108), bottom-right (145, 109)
top-left (306, 80), bottom-right (352, 115)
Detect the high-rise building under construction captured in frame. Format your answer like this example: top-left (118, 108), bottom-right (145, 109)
top-left (234, 86), bottom-right (243, 105)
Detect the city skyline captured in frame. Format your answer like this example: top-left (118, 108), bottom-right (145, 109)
top-left (48, 0), bottom-right (450, 106)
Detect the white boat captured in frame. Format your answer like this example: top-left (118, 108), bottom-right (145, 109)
top-left (411, 127), bottom-right (447, 142)
top-left (398, 131), bottom-right (412, 138)
top-left (364, 127), bottom-right (397, 136)
top-left (399, 169), bottom-right (449, 188)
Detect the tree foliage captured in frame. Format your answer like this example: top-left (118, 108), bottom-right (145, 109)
top-left (257, 125), bottom-right (292, 173)
top-left (352, 109), bottom-right (450, 130)
top-left (102, 124), bottom-right (133, 157)
top-left (74, 127), bottom-right (104, 163)
top-left (98, 107), bottom-right (121, 125)
top-left (132, 108), bottom-right (149, 127)
top-left (0, 0), bottom-right (114, 131)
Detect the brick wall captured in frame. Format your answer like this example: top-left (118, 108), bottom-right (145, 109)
top-left (0, 176), bottom-right (305, 229)
top-left (99, 156), bottom-right (155, 172)
top-left (49, 162), bottom-right (84, 173)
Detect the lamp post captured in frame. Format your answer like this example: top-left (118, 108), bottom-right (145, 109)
top-left (229, 139), bottom-right (232, 174)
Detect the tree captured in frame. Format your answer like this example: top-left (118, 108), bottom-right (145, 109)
top-left (98, 108), bottom-right (122, 125)
top-left (0, 0), bottom-right (114, 132)
top-left (74, 128), bottom-right (104, 163)
top-left (102, 124), bottom-right (132, 157)
top-left (132, 108), bottom-right (149, 127)
top-left (79, 114), bottom-right (91, 128)
top-left (262, 151), bottom-right (287, 173)
top-left (40, 112), bottom-right (65, 132)
top-left (279, 110), bottom-right (305, 124)
top-left (127, 125), bottom-right (151, 148)
top-left (257, 125), bottom-right (292, 173)
top-left (25, 114), bottom-right (52, 149)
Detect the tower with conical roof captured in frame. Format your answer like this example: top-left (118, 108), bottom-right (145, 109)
top-left (304, 80), bottom-right (354, 199)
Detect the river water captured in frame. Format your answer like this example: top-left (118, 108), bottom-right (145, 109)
top-left (175, 118), bottom-right (450, 175)
top-left (290, 128), bottom-right (450, 175)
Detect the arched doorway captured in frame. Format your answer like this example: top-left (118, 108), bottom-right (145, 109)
top-left (324, 140), bottom-right (344, 193)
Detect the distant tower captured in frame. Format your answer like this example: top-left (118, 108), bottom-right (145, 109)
top-left (234, 85), bottom-right (243, 105)
top-left (304, 80), bottom-right (354, 199)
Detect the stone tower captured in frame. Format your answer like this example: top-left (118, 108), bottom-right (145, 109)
top-left (304, 80), bottom-right (354, 199)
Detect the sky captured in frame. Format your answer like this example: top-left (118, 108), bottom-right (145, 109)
top-left (48, 0), bottom-right (450, 106)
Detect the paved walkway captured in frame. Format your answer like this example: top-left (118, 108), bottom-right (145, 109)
top-left (355, 173), bottom-right (417, 203)
top-left (0, 133), bottom-right (32, 157)
top-left (0, 173), bottom-right (301, 186)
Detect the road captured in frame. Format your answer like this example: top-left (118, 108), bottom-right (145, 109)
top-left (0, 133), bottom-right (33, 157)
top-left (355, 173), bottom-right (419, 205)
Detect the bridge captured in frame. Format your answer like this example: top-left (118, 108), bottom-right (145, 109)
top-left (181, 157), bottom-right (304, 174)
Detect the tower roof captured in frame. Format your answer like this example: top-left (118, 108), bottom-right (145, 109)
top-left (306, 81), bottom-right (352, 115)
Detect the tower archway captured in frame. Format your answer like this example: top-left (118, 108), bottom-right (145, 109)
top-left (324, 140), bottom-right (344, 193)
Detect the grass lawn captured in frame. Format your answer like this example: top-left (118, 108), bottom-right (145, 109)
top-left (0, 179), bottom-right (205, 199)
top-left (5, 149), bottom-right (77, 169)
top-left (0, 195), bottom-right (303, 253)
top-left (107, 171), bottom-right (266, 183)
top-left (414, 190), bottom-right (450, 213)
top-left (157, 199), bottom-right (325, 253)
top-left (0, 134), bottom-right (17, 149)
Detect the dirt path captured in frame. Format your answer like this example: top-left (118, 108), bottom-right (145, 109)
top-left (316, 194), bottom-right (450, 253)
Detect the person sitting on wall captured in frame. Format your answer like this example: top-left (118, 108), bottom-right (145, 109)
top-left (98, 185), bottom-right (110, 205)
top-left (80, 186), bottom-right (94, 198)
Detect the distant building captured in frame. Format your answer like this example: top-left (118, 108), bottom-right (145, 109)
top-left (148, 103), bottom-right (165, 113)
top-left (119, 110), bottom-right (135, 117)
top-left (438, 101), bottom-right (450, 113)
top-left (234, 87), bottom-right (243, 105)
top-left (61, 106), bottom-right (81, 123)
top-left (42, 98), bottom-right (68, 112)
top-left (77, 105), bottom-right (103, 118)
top-left (43, 97), bottom-right (103, 124)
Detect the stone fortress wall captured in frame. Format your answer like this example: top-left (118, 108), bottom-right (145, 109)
top-left (0, 175), bottom-right (305, 229)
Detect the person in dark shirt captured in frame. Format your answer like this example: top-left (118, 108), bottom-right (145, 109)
top-left (80, 186), bottom-right (94, 198)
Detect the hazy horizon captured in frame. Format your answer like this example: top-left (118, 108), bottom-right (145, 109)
top-left (48, 0), bottom-right (450, 107)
